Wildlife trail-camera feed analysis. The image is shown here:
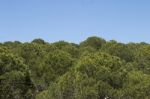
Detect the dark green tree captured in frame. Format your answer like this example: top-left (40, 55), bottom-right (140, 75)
top-left (80, 36), bottom-right (106, 50)
top-left (32, 38), bottom-right (46, 44)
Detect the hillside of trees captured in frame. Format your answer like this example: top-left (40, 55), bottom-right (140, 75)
top-left (0, 36), bottom-right (150, 99)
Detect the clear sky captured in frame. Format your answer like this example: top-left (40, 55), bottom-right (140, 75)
top-left (0, 0), bottom-right (150, 43)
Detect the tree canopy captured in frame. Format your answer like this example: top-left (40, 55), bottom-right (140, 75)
top-left (0, 36), bottom-right (150, 99)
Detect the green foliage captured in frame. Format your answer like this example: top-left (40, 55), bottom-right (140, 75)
top-left (32, 38), bottom-right (46, 44)
top-left (0, 47), bottom-right (33, 99)
top-left (45, 50), bottom-right (74, 75)
top-left (1, 36), bottom-right (150, 99)
top-left (52, 41), bottom-right (79, 58)
top-left (120, 71), bottom-right (150, 99)
top-left (101, 40), bottom-right (134, 62)
top-left (80, 36), bottom-right (106, 50)
top-left (45, 52), bottom-right (126, 99)
top-left (134, 45), bottom-right (150, 73)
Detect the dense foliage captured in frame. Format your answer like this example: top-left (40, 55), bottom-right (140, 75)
top-left (0, 37), bottom-right (150, 99)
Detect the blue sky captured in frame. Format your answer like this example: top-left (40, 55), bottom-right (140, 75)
top-left (0, 0), bottom-right (150, 43)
